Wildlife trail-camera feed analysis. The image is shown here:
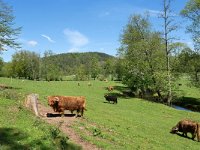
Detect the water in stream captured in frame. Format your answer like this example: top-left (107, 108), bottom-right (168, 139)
top-left (172, 105), bottom-right (192, 112)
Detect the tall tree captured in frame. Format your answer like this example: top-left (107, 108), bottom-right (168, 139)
top-left (0, 0), bottom-right (21, 50)
top-left (181, 0), bottom-right (200, 51)
top-left (118, 14), bottom-right (166, 99)
top-left (90, 57), bottom-right (100, 80)
top-left (41, 50), bottom-right (62, 81)
top-left (11, 50), bottom-right (40, 79)
top-left (160, 0), bottom-right (178, 105)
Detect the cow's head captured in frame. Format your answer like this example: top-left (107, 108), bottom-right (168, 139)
top-left (48, 96), bottom-right (59, 107)
top-left (170, 126), bottom-right (179, 134)
top-left (104, 94), bottom-right (108, 98)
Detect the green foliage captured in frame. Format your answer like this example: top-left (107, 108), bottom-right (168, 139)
top-left (1, 62), bottom-right (13, 77)
top-left (181, 0), bottom-right (200, 51)
top-left (11, 50), bottom-right (40, 79)
top-left (176, 47), bottom-right (200, 86)
top-left (118, 14), bottom-right (166, 98)
top-left (0, 0), bottom-right (21, 51)
top-left (2, 51), bottom-right (116, 81)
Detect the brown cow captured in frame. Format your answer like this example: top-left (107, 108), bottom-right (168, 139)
top-left (170, 119), bottom-right (200, 141)
top-left (107, 86), bottom-right (114, 91)
top-left (48, 96), bottom-right (86, 117)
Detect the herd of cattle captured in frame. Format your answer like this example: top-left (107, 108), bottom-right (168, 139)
top-left (46, 85), bottom-right (200, 142)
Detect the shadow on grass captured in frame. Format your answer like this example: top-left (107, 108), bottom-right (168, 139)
top-left (0, 127), bottom-right (49, 149)
top-left (175, 132), bottom-right (197, 141)
top-left (103, 85), bottom-right (136, 99)
top-left (46, 113), bottom-right (76, 117)
top-left (172, 96), bottom-right (200, 112)
top-left (103, 101), bottom-right (117, 104)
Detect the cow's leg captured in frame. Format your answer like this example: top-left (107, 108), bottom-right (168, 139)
top-left (76, 109), bottom-right (80, 117)
top-left (183, 132), bottom-right (187, 137)
top-left (60, 109), bottom-right (65, 117)
top-left (191, 133), bottom-right (196, 140)
top-left (71, 110), bottom-right (74, 114)
top-left (81, 108), bottom-right (84, 117)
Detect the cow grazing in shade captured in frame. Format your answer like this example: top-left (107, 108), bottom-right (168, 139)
top-left (170, 119), bottom-right (200, 141)
top-left (48, 96), bottom-right (86, 117)
top-left (104, 94), bottom-right (117, 104)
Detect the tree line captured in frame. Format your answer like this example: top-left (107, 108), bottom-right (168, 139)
top-left (0, 51), bottom-right (119, 81)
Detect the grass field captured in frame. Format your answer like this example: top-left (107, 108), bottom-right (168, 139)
top-left (0, 97), bottom-right (79, 149)
top-left (0, 77), bottom-right (200, 149)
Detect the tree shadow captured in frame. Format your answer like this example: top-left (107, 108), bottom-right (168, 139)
top-left (104, 85), bottom-right (136, 99)
top-left (0, 127), bottom-right (50, 149)
top-left (114, 86), bottom-right (136, 98)
top-left (172, 96), bottom-right (200, 112)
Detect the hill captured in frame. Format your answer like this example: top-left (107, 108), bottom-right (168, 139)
top-left (44, 52), bottom-right (115, 76)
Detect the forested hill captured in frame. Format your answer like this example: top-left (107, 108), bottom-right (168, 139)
top-left (51, 52), bottom-right (114, 63)
top-left (43, 52), bottom-right (116, 76)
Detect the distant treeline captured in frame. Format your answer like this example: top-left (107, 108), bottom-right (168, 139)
top-left (0, 51), bottom-right (122, 81)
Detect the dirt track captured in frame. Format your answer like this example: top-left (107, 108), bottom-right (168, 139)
top-left (37, 102), bottom-right (100, 150)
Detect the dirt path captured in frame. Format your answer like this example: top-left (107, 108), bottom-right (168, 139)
top-left (37, 102), bottom-right (100, 150)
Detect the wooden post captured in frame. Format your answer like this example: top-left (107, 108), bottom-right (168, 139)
top-left (25, 93), bottom-right (39, 116)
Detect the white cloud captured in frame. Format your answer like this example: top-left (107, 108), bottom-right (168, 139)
top-left (41, 34), bottom-right (55, 43)
top-left (64, 28), bottom-right (89, 47)
top-left (27, 40), bottom-right (38, 46)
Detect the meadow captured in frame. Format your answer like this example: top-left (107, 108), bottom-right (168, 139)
top-left (0, 77), bottom-right (200, 150)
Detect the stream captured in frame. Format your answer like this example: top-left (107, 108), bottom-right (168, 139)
top-left (172, 105), bottom-right (192, 112)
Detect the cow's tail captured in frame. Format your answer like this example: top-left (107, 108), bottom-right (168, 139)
top-left (197, 123), bottom-right (200, 142)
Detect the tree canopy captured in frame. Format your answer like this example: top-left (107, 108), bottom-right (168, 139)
top-left (0, 0), bottom-right (21, 51)
top-left (181, 0), bottom-right (200, 51)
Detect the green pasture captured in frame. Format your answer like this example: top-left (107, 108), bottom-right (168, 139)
top-left (0, 97), bottom-right (81, 150)
top-left (0, 77), bottom-right (200, 149)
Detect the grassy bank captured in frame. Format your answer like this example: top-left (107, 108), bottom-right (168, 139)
top-left (0, 77), bottom-right (200, 149)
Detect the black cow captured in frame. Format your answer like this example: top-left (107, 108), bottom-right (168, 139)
top-left (104, 94), bottom-right (117, 104)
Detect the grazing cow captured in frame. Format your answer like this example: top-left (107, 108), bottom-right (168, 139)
top-left (107, 86), bottom-right (114, 91)
top-left (104, 94), bottom-right (117, 104)
top-left (48, 96), bottom-right (86, 117)
top-left (170, 119), bottom-right (200, 141)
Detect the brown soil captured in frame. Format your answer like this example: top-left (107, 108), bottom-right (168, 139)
top-left (37, 102), bottom-right (101, 150)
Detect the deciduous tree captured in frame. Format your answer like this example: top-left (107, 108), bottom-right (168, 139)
top-left (0, 0), bottom-right (21, 50)
top-left (181, 0), bottom-right (200, 51)
top-left (118, 14), bottom-right (166, 99)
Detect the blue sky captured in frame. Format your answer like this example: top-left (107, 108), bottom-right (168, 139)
top-left (2, 0), bottom-right (192, 62)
